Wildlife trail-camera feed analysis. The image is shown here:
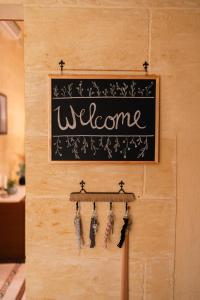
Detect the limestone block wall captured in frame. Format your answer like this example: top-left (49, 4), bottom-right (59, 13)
top-left (1, 1), bottom-right (200, 299)
top-left (24, 3), bottom-right (176, 300)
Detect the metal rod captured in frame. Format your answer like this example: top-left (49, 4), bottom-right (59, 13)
top-left (60, 68), bottom-right (145, 73)
top-left (121, 230), bottom-right (129, 300)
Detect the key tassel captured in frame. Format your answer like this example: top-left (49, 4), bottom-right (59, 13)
top-left (104, 211), bottom-right (115, 248)
top-left (74, 211), bottom-right (84, 249)
top-left (89, 215), bottom-right (98, 248)
top-left (89, 204), bottom-right (98, 248)
top-left (117, 217), bottom-right (129, 248)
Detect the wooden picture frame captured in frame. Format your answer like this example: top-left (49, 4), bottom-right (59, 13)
top-left (48, 74), bottom-right (159, 164)
top-left (0, 93), bottom-right (7, 134)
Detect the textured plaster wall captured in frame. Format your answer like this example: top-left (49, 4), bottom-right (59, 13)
top-left (0, 23), bottom-right (24, 179)
top-left (1, 1), bottom-right (200, 299)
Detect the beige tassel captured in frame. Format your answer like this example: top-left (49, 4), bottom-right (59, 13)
top-left (104, 204), bottom-right (115, 248)
top-left (74, 202), bottom-right (84, 249)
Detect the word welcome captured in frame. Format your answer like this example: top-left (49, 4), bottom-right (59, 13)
top-left (54, 102), bottom-right (146, 131)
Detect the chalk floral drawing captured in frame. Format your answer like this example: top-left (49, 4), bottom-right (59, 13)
top-left (53, 135), bottom-right (153, 159)
top-left (129, 81), bottom-right (136, 96)
top-left (53, 79), bottom-right (154, 98)
top-left (61, 85), bottom-right (67, 97)
top-left (87, 87), bottom-right (95, 97)
top-left (110, 83), bottom-right (117, 96)
top-left (120, 138), bottom-right (131, 159)
top-left (99, 137), bottom-right (104, 148)
top-left (71, 137), bottom-right (80, 159)
top-left (137, 82), bottom-right (154, 97)
top-left (144, 81), bottom-right (154, 96)
top-left (54, 137), bottom-right (62, 157)
top-left (92, 81), bottom-right (101, 96)
top-left (81, 137), bottom-right (89, 154)
top-left (137, 137), bottom-right (142, 145)
top-left (67, 83), bottom-right (73, 97)
top-left (113, 137), bottom-right (120, 153)
top-left (104, 137), bottom-right (112, 159)
top-left (76, 81), bottom-right (84, 96)
top-left (66, 136), bottom-right (71, 148)
top-left (53, 85), bottom-right (59, 97)
top-left (116, 82), bottom-right (129, 96)
top-left (102, 88), bottom-right (108, 96)
top-left (137, 137), bottom-right (148, 158)
top-left (90, 137), bottom-right (99, 156)
top-left (130, 137), bottom-right (138, 148)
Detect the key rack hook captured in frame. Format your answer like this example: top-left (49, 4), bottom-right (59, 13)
top-left (124, 201), bottom-right (129, 217)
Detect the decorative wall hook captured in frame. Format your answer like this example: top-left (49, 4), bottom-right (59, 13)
top-left (143, 61), bottom-right (149, 73)
top-left (80, 180), bottom-right (86, 193)
top-left (118, 180), bottom-right (125, 193)
top-left (59, 60), bottom-right (65, 73)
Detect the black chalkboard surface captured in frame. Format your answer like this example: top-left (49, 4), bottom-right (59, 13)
top-left (50, 75), bottom-right (159, 162)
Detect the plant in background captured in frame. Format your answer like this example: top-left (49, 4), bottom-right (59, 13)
top-left (16, 162), bottom-right (25, 185)
top-left (7, 178), bottom-right (17, 195)
top-left (17, 162), bottom-right (25, 177)
top-left (16, 154), bottom-right (25, 185)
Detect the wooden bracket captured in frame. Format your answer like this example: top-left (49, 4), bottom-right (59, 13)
top-left (69, 181), bottom-right (135, 202)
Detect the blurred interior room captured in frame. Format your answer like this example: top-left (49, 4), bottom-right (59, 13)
top-left (0, 20), bottom-right (25, 300)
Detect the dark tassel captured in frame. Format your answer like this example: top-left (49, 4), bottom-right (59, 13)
top-left (117, 217), bottom-right (129, 248)
top-left (89, 216), bottom-right (98, 248)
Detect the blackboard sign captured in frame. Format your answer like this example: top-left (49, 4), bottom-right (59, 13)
top-left (49, 75), bottom-right (159, 162)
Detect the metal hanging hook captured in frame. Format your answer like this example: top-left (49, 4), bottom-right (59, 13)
top-left (118, 180), bottom-right (125, 193)
top-left (125, 202), bottom-right (128, 216)
top-left (79, 180), bottom-right (86, 193)
top-left (59, 59), bottom-right (65, 73)
top-left (143, 61), bottom-right (149, 73)
top-left (110, 202), bottom-right (112, 211)
top-left (76, 201), bottom-right (79, 211)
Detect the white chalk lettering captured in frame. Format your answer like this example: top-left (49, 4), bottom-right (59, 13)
top-left (54, 103), bottom-right (146, 131)
top-left (54, 106), bottom-right (76, 130)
